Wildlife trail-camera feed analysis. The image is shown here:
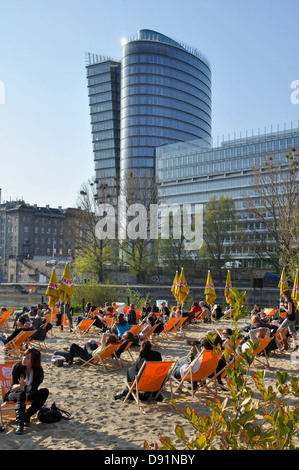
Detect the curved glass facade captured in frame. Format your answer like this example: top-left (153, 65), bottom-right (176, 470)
top-left (120, 29), bottom-right (212, 182)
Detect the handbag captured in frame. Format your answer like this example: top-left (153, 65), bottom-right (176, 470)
top-left (37, 402), bottom-right (72, 423)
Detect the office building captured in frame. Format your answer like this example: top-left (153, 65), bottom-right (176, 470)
top-left (156, 125), bottom-right (299, 265)
top-left (86, 29), bottom-right (212, 193)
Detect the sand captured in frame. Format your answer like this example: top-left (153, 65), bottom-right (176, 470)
top-left (0, 317), bottom-right (298, 451)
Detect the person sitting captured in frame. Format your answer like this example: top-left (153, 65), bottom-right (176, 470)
top-left (114, 340), bottom-right (162, 400)
top-left (251, 304), bottom-right (262, 316)
top-left (4, 348), bottom-right (49, 434)
top-left (211, 304), bottom-right (224, 321)
top-left (240, 326), bottom-right (270, 353)
top-left (191, 301), bottom-right (202, 317)
top-left (278, 290), bottom-right (298, 352)
top-left (105, 306), bottom-right (114, 318)
top-left (0, 314), bottom-right (34, 345)
top-left (159, 301), bottom-right (170, 318)
top-left (111, 312), bottom-right (130, 338)
top-left (114, 330), bottom-right (139, 358)
top-left (148, 312), bottom-right (164, 334)
top-left (171, 336), bottom-right (214, 384)
top-left (140, 301), bottom-right (151, 322)
top-left (53, 333), bottom-right (121, 366)
top-left (138, 315), bottom-right (156, 340)
top-left (169, 306), bottom-right (180, 319)
top-left (127, 304), bottom-right (137, 327)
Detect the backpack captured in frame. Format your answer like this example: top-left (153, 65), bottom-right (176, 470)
top-left (37, 402), bottom-right (72, 423)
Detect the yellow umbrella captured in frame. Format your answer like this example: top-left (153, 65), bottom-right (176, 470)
top-left (225, 270), bottom-right (234, 305)
top-left (59, 263), bottom-right (75, 304)
top-left (204, 270), bottom-right (216, 306)
top-left (46, 268), bottom-right (60, 309)
top-left (177, 268), bottom-right (190, 307)
top-left (292, 269), bottom-right (299, 309)
top-left (278, 267), bottom-right (289, 296)
top-left (171, 270), bottom-right (179, 302)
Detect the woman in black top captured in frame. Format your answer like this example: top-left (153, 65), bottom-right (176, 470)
top-left (114, 340), bottom-right (162, 399)
top-left (4, 348), bottom-right (49, 434)
top-left (279, 290), bottom-right (298, 351)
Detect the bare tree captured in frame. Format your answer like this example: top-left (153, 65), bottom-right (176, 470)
top-left (118, 172), bottom-right (158, 283)
top-left (245, 149), bottom-right (299, 276)
top-left (72, 179), bottom-right (118, 283)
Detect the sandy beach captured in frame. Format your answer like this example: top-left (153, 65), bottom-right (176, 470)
top-left (0, 316), bottom-right (298, 451)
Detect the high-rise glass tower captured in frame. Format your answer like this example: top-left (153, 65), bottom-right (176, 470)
top-left (120, 29), bottom-right (212, 183)
top-left (86, 54), bottom-right (121, 191)
top-left (86, 30), bottom-right (212, 193)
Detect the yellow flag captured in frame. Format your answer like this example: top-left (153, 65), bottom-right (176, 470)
top-left (278, 268), bottom-right (289, 296)
top-left (292, 269), bottom-right (299, 309)
top-left (225, 270), bottom-right (233, 305)
top-left (204, 270), bottom-right (216, 306)
top-left (177, 268), bottom-right (190, 306)
top-left (59, 263), bottom-right (75, 303)
top-left (171, 271), bottom-right (179, 301)
top-left (46, 268), bottom-right (60, 309)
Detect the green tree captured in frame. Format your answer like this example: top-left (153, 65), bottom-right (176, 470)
top-left (201, 194), bottom-right (237, 279)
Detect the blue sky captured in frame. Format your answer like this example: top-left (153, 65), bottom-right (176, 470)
top-left (0, 0), bottom-right (298, 208)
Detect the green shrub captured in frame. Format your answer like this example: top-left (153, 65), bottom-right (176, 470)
top-left (144, 288), bottom-right (299, 450)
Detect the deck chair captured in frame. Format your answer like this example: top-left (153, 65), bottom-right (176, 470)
top-left (139, 323), bottom-right (160, 343)
top-left (135, 310), bottom-right (142, 323)
top-left (168, 316), bottom-right (188, 338)
top-left (160, 317), bottom-right (180, 336)
top-left (2, 330), bottom-right (35, 357)
top-left (103, 317), bottom-right (114, 328)
top-left (116, 340), bottom-right (135, 364)
top-left (221, 309), bottom-right (235, 320)
top-left (274, 327), bottom-right (288, 351)
top-left (79, 342), bottom-right (122, 371)
top-left (243, 331), bottom-right (274, 368)
top-left (173, 349), bottom-right (220, 398)
top-left (0, 309), bottom-right (15, 329)
top-left (71, 319), bottom-right (95, 337)
top-left (194, 308), bottom-right (208, 323)
top-left (0, 361), bottom-right (32, 425)
top-left (29, 323), bottom-right (52, 348)
top-left (124, 360), bottom-right (176, 413)
top-left (129, 324), bottom-right (143, 336)
top-left (45, 311), bottom-right (57, 324)
top-left (263, 308), bottom-right (277, 320)
top-left (248, 337), bottom-right (273, 368)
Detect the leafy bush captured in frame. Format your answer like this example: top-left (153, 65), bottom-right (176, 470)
top-left (144, 288), bottom-right (299, 450)
top-left (72, 281), bottom-right (120, 308)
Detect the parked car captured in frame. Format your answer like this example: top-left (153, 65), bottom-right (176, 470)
top-left (223, 261), bottom-right (242, 269)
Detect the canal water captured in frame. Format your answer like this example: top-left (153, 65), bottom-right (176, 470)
top-left (0, 294), bottom-right (46, 310)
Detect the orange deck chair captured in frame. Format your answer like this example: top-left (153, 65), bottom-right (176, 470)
top-left (129, 324), bottom-right (143, 336)
top-left (160, 317), bottom-right (180, 336)
top-left (71, 318), bottom-right (96, 337)
top-left (2, 330), bottom-right (35, 358)
top-left (250, 337), bottom-right (273, 368)
top-left (124, 360), bottom-right (176, 413)
top-left (0, 309), bottom-right (15, 329)
top-left (174, 349), bottom-right (220, 398)
top-left (194, 307), bottom-right (208, 323)
top-left (79, 342), bottom-right (122, 371)
top-left (139, 323), bottom-right (160, 343)
top-left (263, 308), bottom-right (278, 320)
